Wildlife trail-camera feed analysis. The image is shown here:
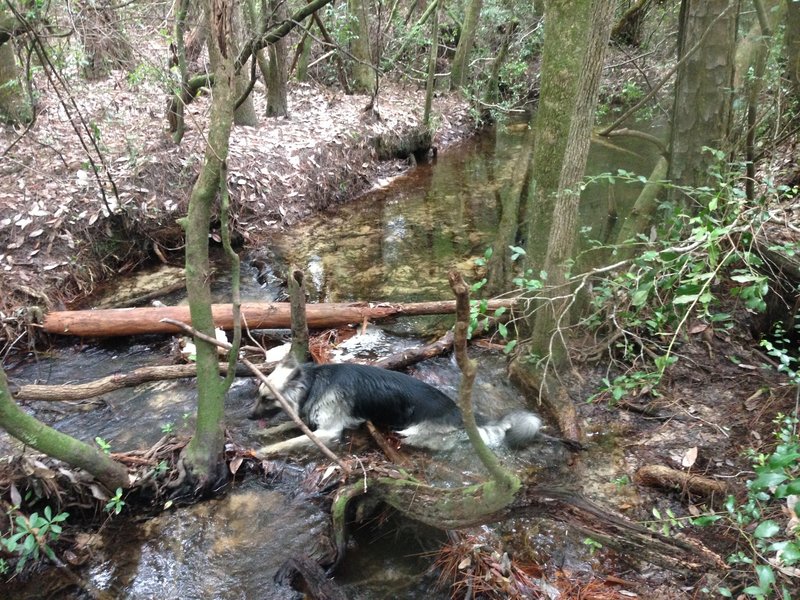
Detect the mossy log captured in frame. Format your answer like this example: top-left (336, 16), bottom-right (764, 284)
top-left (331, 474), bottom-right (520, 560)
top-left (331, 474), bottom-right (725, 573)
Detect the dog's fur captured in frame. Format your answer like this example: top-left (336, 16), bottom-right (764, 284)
top-left (250, 355), bottom-right (574, 455)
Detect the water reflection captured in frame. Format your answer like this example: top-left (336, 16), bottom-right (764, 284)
top-left (271, 122), bottom-right (661, 303)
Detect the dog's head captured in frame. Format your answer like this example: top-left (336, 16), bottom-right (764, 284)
top-left (249, 354), bottom-right (303, 419)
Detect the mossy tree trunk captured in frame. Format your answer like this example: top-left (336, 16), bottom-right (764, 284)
top-left (524, 0), bottom-right (615, 366)
top-left (180, 0), bottom-right (236, 493)
top-left (0, 369), bottom-right (129, 491)
top-left (449, 0), bottom-right (482, 91)
top-left (349, 0), bottom-right (374, 93)
top-left (522, 0), bottom-right (588, 272)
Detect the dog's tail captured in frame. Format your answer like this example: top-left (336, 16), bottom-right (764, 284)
top-left (479, 411), bottom-right (584, 451)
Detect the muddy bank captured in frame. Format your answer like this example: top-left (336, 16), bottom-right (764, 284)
top-left (0, 79), bottom-right (474, 351)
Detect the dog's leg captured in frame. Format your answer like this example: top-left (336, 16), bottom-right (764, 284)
top-left (256, 427), bottom-right (342, 457)
top-left (253, 421), bottom-right (301, 439)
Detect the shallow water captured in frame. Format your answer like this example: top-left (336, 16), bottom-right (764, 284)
top-left (1, 121), bottom-right (660, 597)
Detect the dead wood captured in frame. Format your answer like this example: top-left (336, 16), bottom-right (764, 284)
top-left (43, 299), bottom-right (519, 338)
top-left (514, 487), bottom-right (727, 573)
top-left (373, 330), bottom-right (454, 370)
top-left (11, 362), bottom-right (272, 402)
top-left (275, 555), bottom-right (348, 600)
top-left (634, 464), bottom-right (730, 499)
top-left (365, 421), bottom-right (410, 466)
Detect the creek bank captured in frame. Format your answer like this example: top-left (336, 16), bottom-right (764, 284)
top-left (0, 79), bottom-right (475, 351)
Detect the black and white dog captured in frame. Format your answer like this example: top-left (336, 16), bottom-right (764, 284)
top-left (250, 355), bottom-right (579, 455)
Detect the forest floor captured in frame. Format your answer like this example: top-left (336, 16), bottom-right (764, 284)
top-left (0, 74), bottom-right (474, 348)
top-left (1, 57), bottom-right (800, 598)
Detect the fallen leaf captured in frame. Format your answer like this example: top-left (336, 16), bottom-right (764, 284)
top-left (681, 446), bottom-right (698, 468)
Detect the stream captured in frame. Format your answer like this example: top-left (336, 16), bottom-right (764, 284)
top-left (2, 121), bottom-right (661, 598)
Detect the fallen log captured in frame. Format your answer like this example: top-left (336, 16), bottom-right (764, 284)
top-left (43, 299), bottom-right (519, 338)
top-left (11, 362), bottom-right (272, 402)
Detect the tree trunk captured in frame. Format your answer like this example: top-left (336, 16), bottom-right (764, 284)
top-left (449, 0), bottom-right (482, 90)
top-left (73, 0), bottom-right (134, 80)
top-left (232, 2), bottom-right (258, 125)
top-left (349, 0), bottom-right (374, 93)
top-left (0, 369), bottom-right (129, 491)
top-left (786, 0), bottom-right (800, 98)
top-left (614, 155), bottom-right (669, 254)
top-left (0, 36), bottom-right (32, 124)
top-left (423, 0), bottom-right (441, 127)
top-left (266, 0), bottom-right (289, 117)
top-left (668, 0), bottom-right (737, 197)
top-left (528, 0), bottom-right (615, 366)
top-left (179, 0), bottom-right (236, 493)
top-left (523, 0), bottom-right (589, 270)
top-left (170, 0), bottom-right (192, 142)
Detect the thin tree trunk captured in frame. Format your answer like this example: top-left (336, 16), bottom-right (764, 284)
top-left (423, 0), bottom-right (441, 127)
top-left (180, 0), bottom-right (236, 492)
top-left (0, 369), bottom-right (129, 491)
top-left (267, 0), bottom-right (289, 116)
top-left (170, 0), bottom-right (191, 142)
top-left (449, 0), bottom-right (482, 90)
top-left (349, 0), bottom-right (374, 92)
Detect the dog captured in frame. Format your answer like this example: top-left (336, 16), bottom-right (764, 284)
top-left (250, 355), bottom-right (582, 455)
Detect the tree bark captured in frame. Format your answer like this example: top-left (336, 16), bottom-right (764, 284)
top-left (0, 35), bottom-right (31, 124)
top-left (0, 369), bottom-right (129, 491)
top-left (449, 0), bottom-right (482, 90)
top-left (348, 0), bottom-right (374, 92)
top-left (179, 0), bottom-right (237, 493)
top-left (668, 0), bottom-right (737, 196)
top-left (423, 0), bottom-right (441, 127)
top-left (266, 0), bottom-right (289, 117)
top-left (43, 299), bottom-right (520, 338)
top-left (788, 0), bottom-right (800, 98)
top-left (526, 0), bottom-right (615, 365)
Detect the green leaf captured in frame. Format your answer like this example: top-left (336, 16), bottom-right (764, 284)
top-left (778, 541), bottom-right (800, 564)
top-left (755, 564), bottom-right (776, 589)
top-left (691, 515), bottom-right (721, 526)
top-left (631, 287), bottom-right (650, 307)
top-left (42, 544), bottom-right (56, 562)
top-left (673, 294), bottom-right (700, 305)
top-left (783, 479), bottom-right (800, 495)
top-left (767, 451), bottom-right (800, 469)
top-left (749, 471), bottom-right (788, 491)
top-left (753, 520), bottom-right (780, 539)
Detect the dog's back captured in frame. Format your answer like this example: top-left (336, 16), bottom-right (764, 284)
top-left (253, 356), bottom-right (573, 454)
